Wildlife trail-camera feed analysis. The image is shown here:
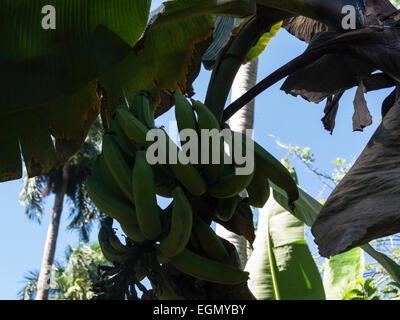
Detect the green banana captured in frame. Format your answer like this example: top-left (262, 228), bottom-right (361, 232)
top-left (98, 218), bottom-right (132, 264)
top-left (109, 118), bottom-right (136, 162)
top-left (132, 150), bottom-right (162, 240)
top-left (216, 195), bottom-right (239, 221)
top-left (163, 130), bottom-right (207, 196)
top-left (102, 134), bottom-right (134, 203)
top-left (192, 214), bottom-right (229, 261)
top-left (133, 91), bottom-right (155, 129)
top-left (191, 99), bottom-right (224, 184)
top-left (158, 186), bottom-right (193, 258)
top-left (120, 222), bottom-right (147, 243)
top-left (189, 231), bottom-right (202, 253)
top-left (207, 166), bottom-right (254, 199)
top-left (108, 232), bottom-right (131, 254)
top-left (86, 167), bottom-right (137, 226)
top-left (96, 154), bottom-right (126, 201)
top-left (116, 105), bottom-right (151, 148)
top-left (245, 173), bottom-right (270, 208)
top-left (174, 92), bottom-right (198, 147)
top-left (168, 248), bottom-right (249, 285)
top-left (152, 164), bottom-right (175, 198)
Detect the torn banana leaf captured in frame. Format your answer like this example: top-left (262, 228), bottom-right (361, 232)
top-left (312, 98), bottom-right (400, 257)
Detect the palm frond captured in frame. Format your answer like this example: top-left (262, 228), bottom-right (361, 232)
top-left (18, 175), bottom-right (49, 223)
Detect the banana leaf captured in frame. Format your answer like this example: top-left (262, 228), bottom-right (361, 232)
top-left (0, 2), bottom-right (215, 182)
top-left (270, 182), bottom-right (400, 286)
top-left (246, 21), bottom-right (282, 61)
top-left (323, 247), bottom-right (365, 300)
top-left (245, 190), bottom-right (325, 300)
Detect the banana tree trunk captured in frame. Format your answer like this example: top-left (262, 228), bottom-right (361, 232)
top-left (35, 164), bottom-right (69, 300)
top-left (216, 57), bottom-right (258, 269)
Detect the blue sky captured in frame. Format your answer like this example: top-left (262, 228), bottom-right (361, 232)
top-left (0, 1), bottom-right (391, 299)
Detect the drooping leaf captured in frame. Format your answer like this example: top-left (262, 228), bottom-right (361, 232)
top-left (323, 248), bottom-right (365, 300)
top-left (352, 81), bottom-right (372, 132)
top-left (312, 98), bottom-right (400, 257)
top-left (282, 16), bottom-right (328, 43)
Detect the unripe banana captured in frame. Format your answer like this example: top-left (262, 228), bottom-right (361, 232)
top-left (98, 218), bottom-right (132, 264)
top-left (86, 167), bottom-right (137, 226)
top-left (108, 232), bottom-right (131, 254)
top-left (158, 186), bottom-right (193, 258)
top-left (133, 91), bottom-right (155, 129)
top-left (120, 222), bottom-right (146, 243)
top-left (102, 134), bottom-right (134, 203)
top-left (174, 92), bottom-right (199, 149)
top-left (168, 248), bottom-right (249, 285)
top-left (152, 164), bottom-right (175, 198)
top-left (192, 214), bottom-right (229, 261)
top-left (109, 118), bottom-right (137, 162)
top-left (245, 173), bottom-right (270, 208)
top-left (95, 154), bottom-right (126, 201)
top-left (216, 195), bottom-right (239, 221)
top-left (116, 106), bottom-right (151, 148)
top-left (207, 166), bottom-right (254, 199)
top-left (132, 150), bottom-right (162, 240)
top-left (191, 99), bottom-right (224, 184)
top-left (161, 130), bottom-right (207, 196)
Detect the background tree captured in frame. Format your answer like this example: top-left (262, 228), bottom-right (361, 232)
top-left (19, 119), bottom-right (104, 300)
top-left (19, 242), bottom-right (109, 300)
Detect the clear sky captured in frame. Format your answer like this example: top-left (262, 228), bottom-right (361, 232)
top-left (0, 1), bottom-right (391, 299)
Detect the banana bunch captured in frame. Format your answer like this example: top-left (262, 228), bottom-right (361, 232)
top-left (87, 91), bottom-right (300, 299)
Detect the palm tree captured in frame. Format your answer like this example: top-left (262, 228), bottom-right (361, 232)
top-left (215, 58), bottom-right (258, 269)
top-left (19, 119), bottom-right (104, 300)
top-left (19, 242), bottom-right (109, 300)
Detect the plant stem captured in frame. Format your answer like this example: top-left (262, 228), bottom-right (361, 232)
top-left (205, 8), bottom-right (288, 122)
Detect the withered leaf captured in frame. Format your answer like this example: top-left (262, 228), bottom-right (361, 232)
top-left (282, 16), bottom-right (328, 43)
top-left (312, 98), bottom-right (400, 257)
top-left (321, 92), bottom-right (344, 134)
top-left (352, 81), bottom-right (372, 132)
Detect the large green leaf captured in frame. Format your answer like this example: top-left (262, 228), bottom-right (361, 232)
top-left (245, 191), bottom-right (326, 300)
top-left (0, 0), bottom-right (151, 181)
top-left (0, 2), bottom-right (216, 182)
top-left (0, 0), bottom-right (150, 112)
top-left (270, 182), bottom-right (400, 285)
top-left (323, 248), bottom-right (365, 300)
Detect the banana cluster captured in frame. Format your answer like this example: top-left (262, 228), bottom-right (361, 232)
top-left (87, 91), bottom-right (299, 299)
